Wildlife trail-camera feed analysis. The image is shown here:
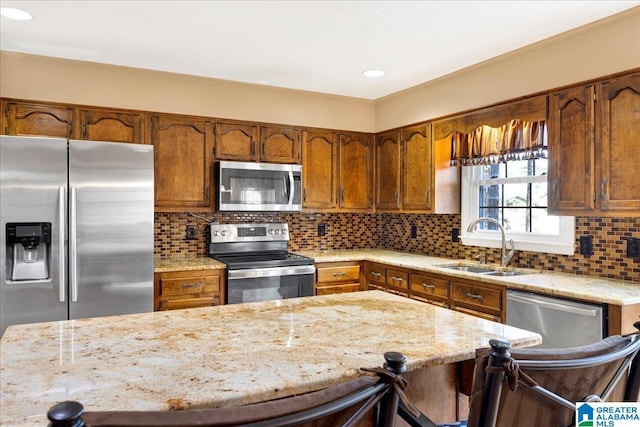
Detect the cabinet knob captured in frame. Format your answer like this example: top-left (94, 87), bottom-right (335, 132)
top-left (422, 283), bottom-right (436, 289)
top-left (182, 283), bottom-right (201, 288)
top-left (466, 292), bottom-right (483, 300)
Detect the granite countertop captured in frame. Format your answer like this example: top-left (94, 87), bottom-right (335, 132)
top-left (154, 256), bottom-right (226, 272)
top-left (0, 291), bottom-right (540, 426)
top-left (155, 250), bottom-right (640, 306)
top-left (299, 249), bottom-right (640, 306)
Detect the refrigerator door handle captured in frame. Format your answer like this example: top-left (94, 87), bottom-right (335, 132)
top-left (58, 186), bottom-right (66, 303)
top-left (70, 187), bottom-right (78, 302)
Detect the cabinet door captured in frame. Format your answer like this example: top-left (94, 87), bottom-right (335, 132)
top-left (260, 126), bottom-right (301, 164)
top-left (151, 114), bottom-right (214, 210)
top-left (338, 133), bottom-right (373, 210)
top-left (598, 73), bottom-right (640, 212)
top-left (302, 130), bottom-right (337, 209)
top-left (402, 125), bottom-right (432, 210)
top-left (79, 109), bottom-right (144, 144)
top-left (3, 100), bottom-right (72, 138)
top-left (548, 85), bottom-right (596, 214)
top-left (214, 121), bottom-right (258, 161)
top-left (375, 131), bottom-right (401, 211)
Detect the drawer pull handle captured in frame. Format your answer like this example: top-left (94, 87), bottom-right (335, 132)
top-left (182, 283), bottom-right (201, 288)
top-left (422, 283), bottom-right (436, 289)
top-left (370, 272), bottom-right (382, 277)
top-left (391, 276), bottom-right (404, 282)
top-left (332, 272), bottom-right (347, 277)
top-left (466, 292), bottom-right (483, 300)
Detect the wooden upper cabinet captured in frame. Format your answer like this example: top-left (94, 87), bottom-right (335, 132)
top-left (549, 71), bottom-right (640, 216)
top-left (597, 73), bottom-right (640, 212)
top-left (214, 121), bottom-right (259, 161)
top-left (548, 85), bottom-right (596, 214)
top-left (338, 132), bottom-right (373, 211)
top-left (260, 126), bottom-right (301, 164)
top-left (2, 100), bottom-right (73, 138)
top-left (375, 131), bottom-right (401, 211)
top-left (402, 125), bottom-right (432, 211)
top-left (150, 114), bottom-right (214, 211)
top-left (78, 109), bottom-right (144, 144)
top-left (301, 130), bottom-right (338, 209)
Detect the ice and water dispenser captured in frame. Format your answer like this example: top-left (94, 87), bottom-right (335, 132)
top-left (5, 223), bottom-right (51, 281)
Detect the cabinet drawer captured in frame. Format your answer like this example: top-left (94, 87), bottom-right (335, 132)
top-left (367, 265), bottom-right (387, 286)
top-left (451, 281), bottom-right (502, 313)
top-left (157, 296), bottom-right (219, 311)
top-left (159, 275), bottom-right (220, 297)
top-left (451, 305), bottom-right (501, 323)
top-left (316, 283), bottom-right (361, 296)
top-left (387, 269), bottom-right (409, 290)
top-left (410, 274), bottom-right (449, 299)
top-left (317, 265), bottom-right (360, 283)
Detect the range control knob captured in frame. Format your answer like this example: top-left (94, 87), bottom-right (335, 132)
top-left (274, 229), bottom-right (280, 234)
top-left (212, 230), bottom-right (219, 237)
top-left (268, 229), bottom-right (274, 235)
top-left (281, 229), bottom-right (287, 234)
top-left (220, 230), bottom-right (228, 237)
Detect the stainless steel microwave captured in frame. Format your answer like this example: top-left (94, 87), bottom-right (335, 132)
top-left (216, 161), bottom-right (302, 212)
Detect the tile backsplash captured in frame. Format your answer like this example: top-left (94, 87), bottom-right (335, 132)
top-left (155, 212), bottom-right (639, 283)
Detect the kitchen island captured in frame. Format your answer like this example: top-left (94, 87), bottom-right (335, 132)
top-left (0, 291), bottom-right (540, 426)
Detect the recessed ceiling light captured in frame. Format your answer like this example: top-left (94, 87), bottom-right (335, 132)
top-left (362, 69), bottom-right (384, 78)
top-left (0, 7), bottom-right (33, 20)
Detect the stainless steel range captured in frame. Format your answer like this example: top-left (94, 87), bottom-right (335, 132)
top-left (208, 223), bottom-right (315, 304)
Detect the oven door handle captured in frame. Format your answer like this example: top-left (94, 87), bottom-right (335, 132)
top-left (228, 265), bottom-right (315, 280)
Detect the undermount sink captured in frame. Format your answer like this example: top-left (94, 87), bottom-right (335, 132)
top-left (436, 263), bottom-right (530, 276)
top-left (436, 264), bottom-right (496, 274)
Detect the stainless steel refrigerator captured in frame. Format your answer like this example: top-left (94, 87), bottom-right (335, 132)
top-left (0, 135), bottom-right (154, 336)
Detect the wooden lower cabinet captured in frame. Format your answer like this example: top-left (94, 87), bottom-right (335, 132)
top-left (364, 262), bottom-right (505, 321)
top-left (315, 262), bottom-right (362, 295)
top-left (365, 262), bottom-right (409, 297)
top-left (154, 269), bottom-right (225, 311)
top-left (449, 280), bottom-right (503, 323)
top-left (409, 272), bottom-right (450, 308)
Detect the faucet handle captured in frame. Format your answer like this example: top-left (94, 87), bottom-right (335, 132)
top-left (476, 255), bottom-right (487, 264)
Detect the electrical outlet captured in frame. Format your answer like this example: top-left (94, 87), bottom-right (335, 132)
top-left (410, 225), bottom-right (417, 238)
top-left (451, 228), bottom-right (460, 243)
top-left (185, 225), bottom-right (196, 240)
top-left (627, 237), bottom-right (640, 259)
top-left (318, 223), bottom-right (326, 237)
top-left (579, 235), bottom-right (593, 256)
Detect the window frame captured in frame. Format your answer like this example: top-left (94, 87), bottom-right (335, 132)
top-left (460, 163), bottom-right (575, 256)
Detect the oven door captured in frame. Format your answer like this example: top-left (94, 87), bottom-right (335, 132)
top-left (226, 265), bottom-right (315, 304)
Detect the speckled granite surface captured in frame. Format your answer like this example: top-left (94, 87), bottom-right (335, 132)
top-left (154, 256), bottom-right (226, 272)
top-left (0, 291), bottom-right (540, 426)
top-left (301, 249), bottom-right (640, 306)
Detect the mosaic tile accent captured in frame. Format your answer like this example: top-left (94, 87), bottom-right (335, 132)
top-left (380, 214), bottom-right (640, 283)
top-left (156, 212), bottom-right (639, 283)
top-left (154, 212), bottom-right (380, 257)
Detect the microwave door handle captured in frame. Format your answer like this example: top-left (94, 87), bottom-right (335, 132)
top-left (288, 170), bottom-right (295, 205)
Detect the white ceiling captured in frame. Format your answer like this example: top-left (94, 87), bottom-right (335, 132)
top-left (1, 1), bottom-right (639, 100)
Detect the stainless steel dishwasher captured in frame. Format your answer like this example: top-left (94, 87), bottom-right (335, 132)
top-left (506, 289), bottom-right (607, 349)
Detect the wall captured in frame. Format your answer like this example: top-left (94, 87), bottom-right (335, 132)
top-left (375, 7), bottom-right (640, 131)
top-left (155, 211), bottom-right (639, 283)
top-left (0, 51), bottom-right (376, 132)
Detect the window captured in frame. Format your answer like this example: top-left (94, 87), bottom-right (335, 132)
top-left (460, 158), bottom-right (575, 255)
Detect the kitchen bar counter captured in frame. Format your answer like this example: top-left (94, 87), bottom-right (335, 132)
top-left (0, 291), bottom-right (540, 426)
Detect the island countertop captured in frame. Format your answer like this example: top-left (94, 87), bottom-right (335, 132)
top-left (0, 291), bottom-right (540, 426)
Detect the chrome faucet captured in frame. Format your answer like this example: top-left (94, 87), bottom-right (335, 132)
top-left (466, 217), bottom-right (515, 268)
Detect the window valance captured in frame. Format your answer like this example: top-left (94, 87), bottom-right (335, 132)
top-left (450, 119), bottom-right (547, 166)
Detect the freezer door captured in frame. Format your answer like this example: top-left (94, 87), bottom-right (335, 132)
top-left (0, 136), bottom-right (68, 336)
top-left (68, 140), bottom-right (154, 319)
